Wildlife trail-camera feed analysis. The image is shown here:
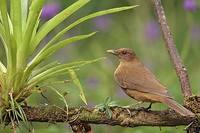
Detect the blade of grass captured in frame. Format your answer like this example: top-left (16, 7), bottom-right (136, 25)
top-left (38, 80), bottom-right (70, 87)
top-left (0, 11), bottom-right (2, 22)
top-left (69, 69), bottom-right (87, 105)
top-left (47, 5), bottom-right (139, 47)
top-left (30, 19), bottom-right (40, 47)
top-left (0, 23), bottom-right (7, 50)
top-left (27, 66), bottom-right (79, 87)
top-left (21, 0), bottom-right (28, 33)
top-left (0, 61), bottom-right (6, 73)
top-left (0, 0), bottom-right (10, 41)
top-left (31, 57), bottom-right (104, 80)
top-left (10, 0), bottom-right (22, 46)
top-left (14, 101), bottom-right (31, 129)
top-left (7, 15), bottom-right (13, 35)
top-left (13, 68), bottom-right (79, 101)
top-left (27, 57), bottom-right (104, 87)
top-left (0, 0), bottom-right (14, 87)
top-left (48, 86), bottom-right (69, 116)
top-left (17, 0), bottom-right (44, 70)
top-left (8, 15), bottom-right (17, 75)
top-left (25, 32), bottom-right (96, 79)
top-left (9, 93), bottom-right (18, 123)
top-left (39, 32), bottom-right (96, 61)
top-left (30, 0), bottom-right (90, 54)
top-left (14, 0), bottom-right (44, 91)
top-left (3, 15), bottom-right (17, 93)
top-left (31, 61), bottom-right (60, 77)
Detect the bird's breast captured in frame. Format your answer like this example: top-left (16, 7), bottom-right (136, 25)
top-left (114, 62), bottom-right (133, 88)
top-left (114, 62), bottom-right (135, 78)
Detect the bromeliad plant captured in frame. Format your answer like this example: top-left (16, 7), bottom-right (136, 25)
top-left (0, 0), bottom-right (137, 124)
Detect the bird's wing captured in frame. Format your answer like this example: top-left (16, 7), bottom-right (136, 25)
top-left (115, 61), bottom-right (170, 97)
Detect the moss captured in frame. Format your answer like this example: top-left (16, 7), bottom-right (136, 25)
top-left (185, 95), bottom-right (200, 113)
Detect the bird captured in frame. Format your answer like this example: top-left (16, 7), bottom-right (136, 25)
top-left (107, 48), bottom-right (195, 117)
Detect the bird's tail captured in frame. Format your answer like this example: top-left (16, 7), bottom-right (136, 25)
top-left (161, 98), bottom-right (195, 117)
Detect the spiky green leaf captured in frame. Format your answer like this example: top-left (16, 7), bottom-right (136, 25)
top-left (30, 0), bottom-right (90, 54)
top-left (0, 61), bottom-right (6, 73)
top-left (26, 32), bottom-right (96, 76)
top-left (47, 5), bottom-right (139, 46)
top-left (69, 69), bottom-right (87, 105)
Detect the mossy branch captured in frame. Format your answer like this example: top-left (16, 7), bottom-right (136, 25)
top-left (10, 96), bottom-right (197, 128)
top-left (22, 106), bottom-right (193, 127)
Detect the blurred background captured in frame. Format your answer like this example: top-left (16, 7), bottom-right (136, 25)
top-left (1, 0), bottom-right (200, 132)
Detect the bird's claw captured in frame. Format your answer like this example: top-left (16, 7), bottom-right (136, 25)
top-left (136, 103), bottom-right (152, 112)
top-left (126, 108), bottom-right (132, 117)
top-left (146, 103), bottom-right (152, 110)
top-left (119, 103), bottom-right (152, 116)
top-left (121, 102), bottom-right (145, 116)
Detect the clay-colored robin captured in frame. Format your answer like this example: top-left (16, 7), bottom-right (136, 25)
top-left (107, 48), bottom-right (194, 117)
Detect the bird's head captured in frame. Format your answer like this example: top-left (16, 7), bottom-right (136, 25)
top-left (107, 48), bottom-right (136, 62)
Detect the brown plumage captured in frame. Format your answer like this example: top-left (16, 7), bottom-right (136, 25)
top-left (107, 48), bottom-right (195, 117)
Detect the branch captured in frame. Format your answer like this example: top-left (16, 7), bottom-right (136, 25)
top-left (152, 1), bottom-right (197, 132)
top-left (21, 105), bottom-right (197, 127)
top-left (152, 0), bottom-right (192, 98)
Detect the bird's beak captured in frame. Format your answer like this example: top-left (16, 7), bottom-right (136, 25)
top-left (107, 49), bottom-right (118, 55)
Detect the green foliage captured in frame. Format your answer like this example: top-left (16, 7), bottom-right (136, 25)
top-left (47, 5), bottom-right (138, 47)
top-left (30, 0), bottom-right (90, 54)
top-left (69, 69), bottom-right (87, 105)
top-left (49, 86), bottom-right (69, 116)
top-left (0, 0), bottom-right (137, 129)
top-left (95, 97), bottom-right (118, 118)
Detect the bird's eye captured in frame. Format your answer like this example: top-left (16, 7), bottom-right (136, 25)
top-left (122, 51), bottom-right (127, 54)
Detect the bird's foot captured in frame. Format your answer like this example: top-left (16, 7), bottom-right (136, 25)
top-left (146, 103), bottom-right (152, 110)
top-left (125, 108), bottom-right (132, 117)
top-left (137, 103), bottom-right (152, 112)
top-left (118, 102), bottom-right (152, 116)
top-left (121, 102), bottom-right (143, 117)
top-left (117, 105), bottom-right (132, 117)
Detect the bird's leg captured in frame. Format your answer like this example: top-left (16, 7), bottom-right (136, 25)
top-left (146, 103), bottom-right (152, 110)
top-left (122, 101), bottom-right (144, 117)
top-left (137, 103), bottom-right (153, 111)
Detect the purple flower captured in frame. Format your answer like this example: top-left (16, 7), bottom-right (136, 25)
top-left (86, 76), bottom-right (100, 89)
top-left (41, 2), bottom-right (60, 20)
top-left (190, 25), bottom-right (200, 41)
top-left (144, 20), bottom-right (160, 41)
top-left (93, 16), bottom-right (112, 31)
top-left (183, 0), bottom-right (198, 12)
